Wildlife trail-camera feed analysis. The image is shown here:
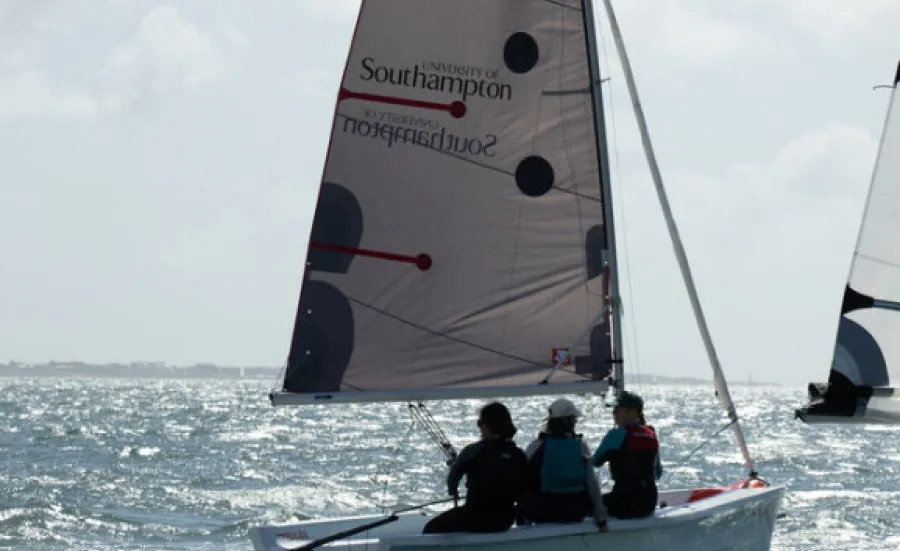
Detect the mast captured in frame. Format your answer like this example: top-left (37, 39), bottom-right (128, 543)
top-left (582, 0), bottom-right (625, 394)
top-left (600, 0), bottom-right (757, 476)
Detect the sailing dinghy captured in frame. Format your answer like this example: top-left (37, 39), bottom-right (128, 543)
top-left (796, 62), bottom-right (900, 425)
top-left (249, 0), bottom-right (785, 549)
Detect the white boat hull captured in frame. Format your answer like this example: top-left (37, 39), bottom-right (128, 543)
top-left (249, 484), bottom-right (785, 551)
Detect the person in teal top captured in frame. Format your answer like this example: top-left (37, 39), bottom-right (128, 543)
top-left (520, 398), bottom-right (608, 531)
top-left (591, 391), bottom-right (662, 519)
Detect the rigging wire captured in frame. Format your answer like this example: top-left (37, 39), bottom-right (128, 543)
top-left (408, 402), bottom-right (458, 465)
top-left (662, 419), bottom-right (738, 479)
top-left (373, 405), bottom-right (417, 513)
top-left (661, 408), bottom-right (770, 483)
top-left (370, 402), bottom-right (459, 514)
top-left (271, 361), bottom-right (288, 393)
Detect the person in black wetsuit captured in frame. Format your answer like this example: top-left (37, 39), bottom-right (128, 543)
top-left (590, 390), bottom-right (663, 519)
top-left (520, 397), bottom-right (608, 531)
top-left (422, 401), bottom-right (527, 534)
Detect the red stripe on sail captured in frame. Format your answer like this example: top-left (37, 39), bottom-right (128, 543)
top-left (310, 242), bottom-right (432, 271)
top-left (338, 87), bottom-right (466, 118)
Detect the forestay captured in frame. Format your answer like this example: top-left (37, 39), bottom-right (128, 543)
top-left (273, 0), bottom-right (620, 405)
top-left (599, 0), bottom-right (757, 474)
top-left (797, 62), bottom-right (900, 424)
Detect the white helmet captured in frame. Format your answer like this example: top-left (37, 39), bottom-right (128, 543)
top-left (548, 397), bottom-right (581, 419)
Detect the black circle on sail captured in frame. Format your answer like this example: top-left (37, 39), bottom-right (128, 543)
top-left (515, 156), bottom-right (555, 197)
top-left (504, 32), bottom-right (539, 74)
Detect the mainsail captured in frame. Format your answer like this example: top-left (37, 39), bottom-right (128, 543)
top-left (797, 62), bottom-right (900, 424)
top-left (272, 0), bottom-right (622, 405)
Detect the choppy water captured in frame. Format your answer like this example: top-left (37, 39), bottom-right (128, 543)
top-left (0, 379), bottom-right (897, 550)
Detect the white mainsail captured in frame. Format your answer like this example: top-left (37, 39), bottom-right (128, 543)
top-left (797, 62), bottom-right (900, 424)
top-left (272, 0), bottom-right (624, 405)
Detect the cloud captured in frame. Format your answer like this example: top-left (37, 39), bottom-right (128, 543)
top-left (0, 189), bottom-right (34, 210)
top-left (603, 1), bottom-right (780, 70)
top-left (294, 0), bottom-right (360, 21)
top-left (0, 0), bottom-right (55, 66)
top-left (651, 121), bottom-right (878, 256)
top-left (602, 0), bottom-right (899, 71)
top-left (280, 67), bottom-right (342, 101)
top-left (100, 5), bottom-right (247, 106)
top-left (0, 71), bottom-right (108, 120)
top-left (733, 122), bottom-right (877, 198)
top-left (268, 180), bottom-right (317, 223)
top-left (0, 4), bottom-right (246, 121)
top-left (612, 119), bottom-right (880, 383)
top-left (769, 0), bottom-right (900, 48)
top-left (151, 208), bottom-right (253, 281)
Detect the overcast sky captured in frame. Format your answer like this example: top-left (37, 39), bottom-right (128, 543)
top-left (0, 0), bottom-right (897, 388)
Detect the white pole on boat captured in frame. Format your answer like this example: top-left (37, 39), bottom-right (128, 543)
top-left (582, 0), bottom-right (626, 393)
top-left (599, 0), bottom-right (757, 475)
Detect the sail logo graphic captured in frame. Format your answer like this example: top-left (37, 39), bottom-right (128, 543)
top-left (341, 109), bottom-right (498, 158)
top-left (355, 31), bottom-right (540, 106)
top-left (360, 57), bottom-right (512, 102)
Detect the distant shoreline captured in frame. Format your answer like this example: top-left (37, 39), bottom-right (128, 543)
top-left (627, 373), bottom-right (780, 387)
top-left (0, 362), bottom-right (779, 385)
top-left (0, 362), bottom-right (280, 379)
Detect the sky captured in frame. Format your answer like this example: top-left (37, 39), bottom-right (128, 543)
top-left (0, 0), bottom-right (898, 388)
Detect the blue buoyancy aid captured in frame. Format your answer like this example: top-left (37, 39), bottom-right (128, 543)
top-left (538, 435), bottom-right (587, 494)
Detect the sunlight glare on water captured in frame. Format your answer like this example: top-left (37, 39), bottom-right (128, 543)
top-left (0, 379), bottom-right (896, 550)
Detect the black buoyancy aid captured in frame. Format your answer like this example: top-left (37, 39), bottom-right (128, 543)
top-left (465, 439), bottom-right (526, 511)
top-left (608, 425), bottom-right (659, 492)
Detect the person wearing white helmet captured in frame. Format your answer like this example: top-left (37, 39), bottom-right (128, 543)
top-left (518, 397), bottom-right (608, 531)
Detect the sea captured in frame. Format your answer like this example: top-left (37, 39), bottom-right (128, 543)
top-left (1, 379), bottom-right (897, 550)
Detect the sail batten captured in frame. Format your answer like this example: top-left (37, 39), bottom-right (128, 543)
top-left (798, 61), bottom-right (900, 424)
top-left (278, 0), bottom-right (619, 404)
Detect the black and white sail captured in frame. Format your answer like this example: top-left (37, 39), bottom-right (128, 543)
top-left (798, 62), bottom-right (900, 424)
